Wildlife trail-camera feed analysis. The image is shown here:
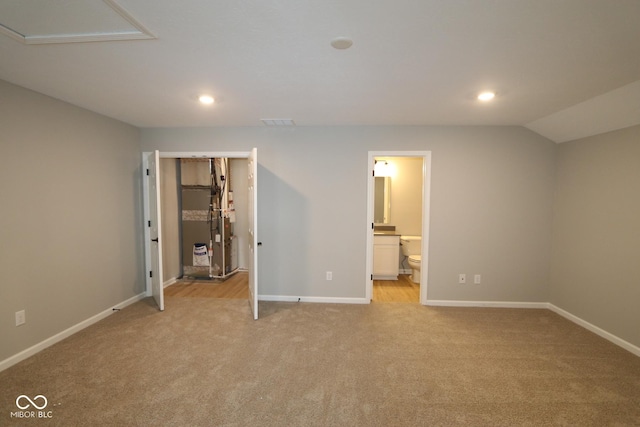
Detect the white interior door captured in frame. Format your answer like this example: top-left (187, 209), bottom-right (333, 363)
top-left (247, 148), bottom-right (259, 319)
top-left (148, 150), bottom-right (164, 311)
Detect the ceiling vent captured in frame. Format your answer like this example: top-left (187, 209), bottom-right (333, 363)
top-left (261, 119), bottom-right (296, 126)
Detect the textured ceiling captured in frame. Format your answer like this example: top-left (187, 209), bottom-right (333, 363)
top-left (1, 0), bottom-right (639, 142)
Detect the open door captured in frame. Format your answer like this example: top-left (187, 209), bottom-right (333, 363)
top-left (247, 148), bottom-right (259, 319)
top-left (147, 150), bottom-right (164, 311)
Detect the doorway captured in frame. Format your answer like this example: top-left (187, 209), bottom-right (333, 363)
top-left (366, 151), bottom-right (432, 304)
top-left (142, 150), bottom-right (259, 319)
top-left (165, 157), bottom-right (243, 282)
top-left (161, 156), bottom-right (247, 296)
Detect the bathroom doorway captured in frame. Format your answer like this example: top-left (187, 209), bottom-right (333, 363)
top-left (366, 151), bottom-right (432, 304)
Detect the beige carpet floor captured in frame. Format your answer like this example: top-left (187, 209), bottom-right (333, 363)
top-left (2, 297), bottom-right (640, 426)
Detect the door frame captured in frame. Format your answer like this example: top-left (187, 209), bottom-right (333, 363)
top-left (142, 150), bottom-right (252, 300)
top-left (366, 151), bottom-right (432, 304)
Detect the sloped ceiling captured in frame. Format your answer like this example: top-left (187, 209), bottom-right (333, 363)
top-left (524, 80), bottom-right (640, 143)
top-left (1, 0), bottom-right (639, 142)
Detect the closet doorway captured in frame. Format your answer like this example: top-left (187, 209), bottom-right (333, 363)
top-left (143, 149), bottom-right (260, 319)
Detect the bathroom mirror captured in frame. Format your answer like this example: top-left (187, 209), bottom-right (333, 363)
top-left (374, 176), bottom-right (391, 224)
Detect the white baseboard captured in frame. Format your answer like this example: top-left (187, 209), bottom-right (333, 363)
top-left (548, 304), bottom-right (640, 357)
top-left (0, 292), bottom-right (147, 373)
top-left (259, 295), bottom-right (370, 304)
top-left (425, 300), bottom-right (549, 309)
top-left (163, 277), bottom-right (178, 288)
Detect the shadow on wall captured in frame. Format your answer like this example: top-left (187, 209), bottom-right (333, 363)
top-left (257, 165), bottom-right (308, 297)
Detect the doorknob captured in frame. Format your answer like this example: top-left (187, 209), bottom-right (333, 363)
top-left (258, 242), bottom-right (262, 246)
top-left (151, 238), bottom-right (159, 242)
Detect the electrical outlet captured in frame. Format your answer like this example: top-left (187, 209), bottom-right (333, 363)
top-left (15, 310), bottom-right (26, 326)
top-left (326, 271), bottom-right (333, 281)
top-left (474, 274), bottom-right (481, 284)
top-left (458, 274), bottom-right (466, 284)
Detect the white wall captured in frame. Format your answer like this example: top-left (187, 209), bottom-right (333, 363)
top-left (141, 126), bottom-right (556, 303)
top-left (382, 156), bottom-right (423, 236)
top-left (0, 80), bottom-right (144, 362)
top-left (550, 125), bottom-right (640, 348)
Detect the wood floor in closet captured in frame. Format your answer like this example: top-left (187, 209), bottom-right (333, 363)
top-left (165, 272), bottom-right (249, 299)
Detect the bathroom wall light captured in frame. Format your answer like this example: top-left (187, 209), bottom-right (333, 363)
top-left (374, 160), bottom-right (390, 177)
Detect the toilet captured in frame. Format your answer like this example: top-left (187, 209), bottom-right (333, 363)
top-left (400, 236), bottom-right (422, 283)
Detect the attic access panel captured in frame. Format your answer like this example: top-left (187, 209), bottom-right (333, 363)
top-left (0, 0), bottom-right (154, 44)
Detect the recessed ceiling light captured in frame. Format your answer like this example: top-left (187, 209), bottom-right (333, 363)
top-left (331, 37), bottom-right (353, 50)
top-left (198, 95), bottom-right (214, 105)
top-left (477, 91), bottom-right (496, 101)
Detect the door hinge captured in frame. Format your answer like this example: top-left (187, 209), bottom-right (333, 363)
top-left (146, 169), bottom-right (149, 176)
top-left (371, 223), bottom-right (374, 229)
top-left (149, 271), bottom-right (153, 278)
top-left (148, 220), bottom-right (151, 227)
top-left (371, 274), bottom-right (373, 280)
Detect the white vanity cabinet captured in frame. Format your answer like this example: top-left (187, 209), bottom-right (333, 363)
top-left (373, 235), bottom-right (400, 280)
